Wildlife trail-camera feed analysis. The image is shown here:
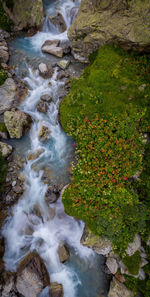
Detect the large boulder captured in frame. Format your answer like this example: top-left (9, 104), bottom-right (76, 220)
top-left (108, 277), bottom-right (133, 297)
top-left (0, 78), bottom-right (16, 115)
top-left (37, 94), bottom-right (52, 113)
top-left (50, 282), bottom-right (64, 297)
top-left (4, 109), bottom-right (32, 139)
top-left (81, 226), bottom-right (112, 255)
top-left (16, 252), bottom-right (50, 297)
top-left (2, 0), bottom-right (44, 31)
top-left (38, 63), bottom-right (53, 79)
top-left (68, 0), bottom-right (150, 61)
top-left (106, 257), bottom-right (119, 275)
top-left (126, 234), bottom-right (141, 256)
top-left (41, 40), bottom-right (63, 58)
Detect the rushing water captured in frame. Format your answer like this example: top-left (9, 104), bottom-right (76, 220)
top-left (2, 1), bottom-right (109, 296)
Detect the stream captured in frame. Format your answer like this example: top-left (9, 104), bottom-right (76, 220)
top-left (2, 1), bottom-right (109, 296)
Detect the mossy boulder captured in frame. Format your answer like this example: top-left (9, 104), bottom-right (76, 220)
top-left (68, 0), bottom-right (150, 60)
top-left (4, 109), bottom-right (32, 139)
top-left (108, 277), bottom-right (134, 297)
top-left (2, 0), bottom-right (44, 31)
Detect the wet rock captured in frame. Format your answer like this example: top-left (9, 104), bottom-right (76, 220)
top-left (108, 277), bottom-right (133, 297)
top-left (45, 187), bottom-right (59, 204)
top-left (38, 63), bottom-right (53, 79)
top-left (57, 243), bottom-right (69, 263)
top-left (48, 207), bottom-right (56, 220)
top-left (49, 13), bottom-right (67, 33)
top-left (0, 78), bottom-right (16, 114)
top-left (0, 141), bottom-right (12, 157)
top-left (42, 168), bottom-right (53, 184)
top-left (139, 268), bottom-right (146, 280)
top-left (42, 45), bottom-right (63, 58)
top-left (81, 226), bottom-right (112, 255)
top-left (1, 273), bottom-right (15, 297)
top-left (37, 94), bottom-right (52, 113)
top-left (42, 40), bottom-right (60, 49)
top-left (60, 39), bottom-right (71, 54)
top-left (0, 131), bottom-right (8, 139)
top-left (50, 282), bottom-right (64, 297)
top-left (4, 109), bottom-right (32, 139)
top-left (56, 70), bottom-right (66, 80)
top-left (106, 257), bottom-right (118, 275)
top-left (27, 148), bottom-right (45, 161)
top-left (38, 125), bottom-right (50, 141)
top-left (0, 40), bottom-right (9, 64)
top-left (126, 234), bottom-right (141, 256)
top-left (16, 252), bottom-right (50, 297)
top-left (57, 60), bottom-right (70, 70)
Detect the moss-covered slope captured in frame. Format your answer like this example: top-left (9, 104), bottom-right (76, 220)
top-left (60, 44), bottom-right (150, 251)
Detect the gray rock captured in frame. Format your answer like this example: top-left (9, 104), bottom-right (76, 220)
top-left (126, 234), bottom-right (141, 256)
top-left (57, 243), bottom-right (69, 263)
top-left (60, 39), bottom-right (71, 54)
top-left (0, 78), bottom-right (16, 114)
top-left (81, 226), bottom-right (112, 255)
top-left (108, 277), bottom-right (133, 297)
top-left (38, 126), bottom-right (50, 141)
top-left (16, 252), bottom-right (50, 297)
top-left (42, 45), bottom-right (63, 58)
top-left (106, 257), bottom-right (118, 275)
top-left (0, 141), bottom-right (12, 157)
top-left (42, 40), bottom-right (60, 48)
top-left (4, 109), bottom-right (32, 139)
top-left (38, 63), bottom-right (53, 79)
top-left (0, 42), bottom-right (9, 64)
top-left (138, 268), bottom-right (146, 280)
top-left (1, 273), bottom-right (15, 297)
top-left (57, 60), bottom-right (70, 70)
top-left (45, 187), bottom-right (58, 204)
top-left (27, 149), bottom-right (45, 161)
top-left (12, 181), bottom-right (17, 187)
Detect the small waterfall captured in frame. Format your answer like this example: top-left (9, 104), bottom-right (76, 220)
top-left (42, 16), bottom-right (59, 34)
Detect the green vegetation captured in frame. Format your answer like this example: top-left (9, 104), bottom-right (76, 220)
top-left (0, 123), bottom-right (7, 133)
top-left (0, 1), bottom-right (12, 31)
top-left (122, 251), bottom-right (141, 275)
top-left (0, 65), bottom-right (7, 86)
top-left (60, 44), bottom-right (150, 253)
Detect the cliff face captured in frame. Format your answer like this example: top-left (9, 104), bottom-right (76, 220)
top-left (68, 0), bottom-right (150, 61)
top-left (1, 0), bottom-right (44, 30)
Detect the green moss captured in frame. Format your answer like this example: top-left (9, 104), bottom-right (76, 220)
top-left (60, 44), bottom-right (150, 251)
top-left (0, 66), bottom-right (7, 86)
top-left (0, 123), bottom-right (7, 133)
top-left (0, 2), bottom-right (12, 31)
top-left (122, 251), bottom-right (141, 275)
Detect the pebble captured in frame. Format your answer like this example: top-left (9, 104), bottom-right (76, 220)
top-left (12, 181), bottom-right (17, 187)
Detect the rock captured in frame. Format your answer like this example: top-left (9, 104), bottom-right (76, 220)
top-left (1, 273), bottom-right (15, 297)
top-left (27, 148), bottom-right (45, 161)
top-left (2, 0), bottom-right (44, 31)
top-left (37, 94), bottom-right (52, 113)
top-left (42, 44), bottom-right (63, 58)
top-left (57, 243), bottom-right (69, 263)
top-left (140, 257), bottom-right (148, 268)
top-left (0, 44), bottom-right (9, 64)
top-left (49, 13), bottom-right (67, 33)
top-left (108, 277), bottom-right (133, 297)
top-left (12, 181), bottom-right (16, 187)
top-left (68, 0), bottom-right (150, 61)
top-left (45, 187), bottom-right (59, 204)
top-left (106, 257), bottom-right (119, 275)
top-left (60, 39), bottom-right (71, 54)
top-left (115, 273), bottom-right (125, 283)
top-left (38, 63), bottom-right (53, 79)
top-left (42, 40), bottom-right (60, 49)
top-left (126, 234), bottom-right (141, 256)
top-left (0, 131), bottom-right (8, 139)
top-left (4, 110), bottom-right (32, 139)
top-left (138, 84), bottom-right (146, 91)
top-left (81, 226), bottom-right (112, 255)
top-left (50, 282), bottom-right (64, 297)
top-left (138, 268), bottom-right (146, 280)
top-left (56, 71), bottom-right (66, 80)
top-left (42, 168), bottom-right (53, 184)
top-left (16, 252), bottom-right (50, 297)
top-left (0, 78), bottom-right (16, 114)
top-left (57, 60), bottom-right (70, 70)
top-left (38, 126), bottom-right (50, 141)
top-left (0, 142), bottom-right (12, 157)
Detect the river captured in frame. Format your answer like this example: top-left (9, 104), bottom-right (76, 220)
top-left (2, 1), bottom-right (109, 296)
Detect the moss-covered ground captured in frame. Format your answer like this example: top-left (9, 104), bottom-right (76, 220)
top-left (60, 44), bottom-right (150, 247)
top-left (60, 44), bottom-right (150, 296)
